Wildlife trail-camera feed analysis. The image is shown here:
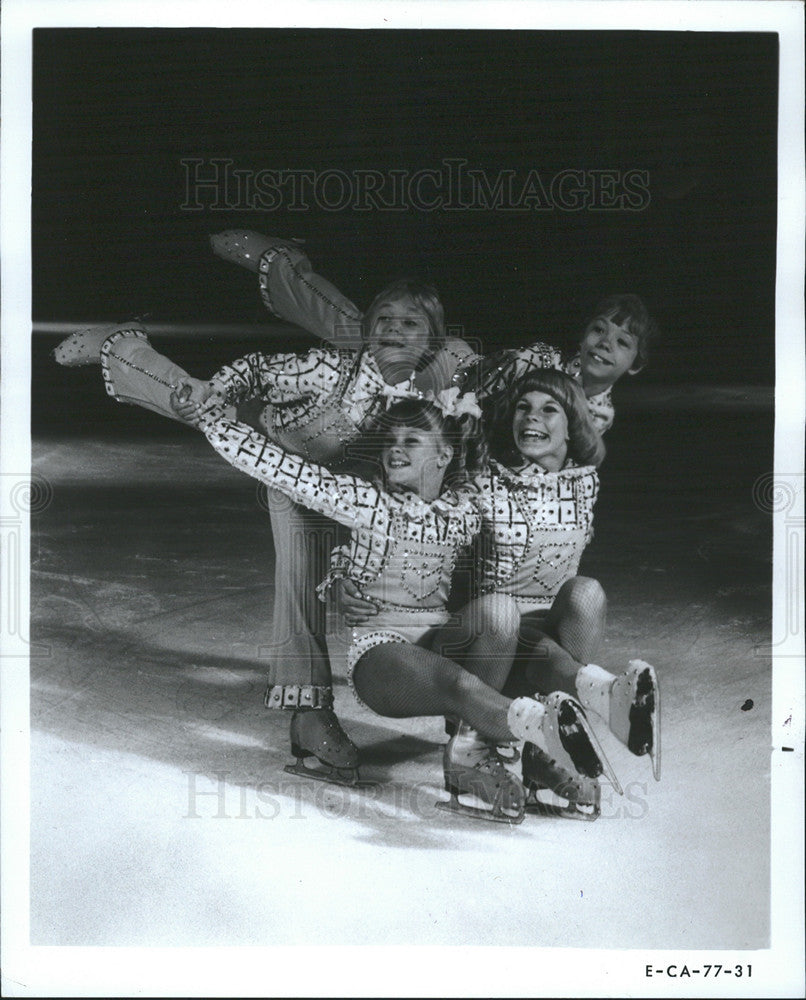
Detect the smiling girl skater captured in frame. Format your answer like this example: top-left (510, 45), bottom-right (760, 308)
top-left (172, 390), bottom-right (614, 824)
top-left (54, 277), bottom-right (458, 785)
top-left (471, 369), bottom-right (660, 816)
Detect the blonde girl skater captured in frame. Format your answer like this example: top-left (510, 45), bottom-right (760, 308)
top-left (172, 390), bottom-right (615, 825)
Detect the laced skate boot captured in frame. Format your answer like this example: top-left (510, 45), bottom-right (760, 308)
top-left (576, 660), bottom-right (660, 781)
top-left (53, 321), bottom-right (144, 367)
top-left (521, 742), bottom-right (600, 821)
top-left (437, 724), bottom-right (526, 824)
top-left (285, 708), bottom-right (362, 786)
top-left (210, 230), bottom-right (306, 273)
top-left (508, 693), bottom-right (622, 795)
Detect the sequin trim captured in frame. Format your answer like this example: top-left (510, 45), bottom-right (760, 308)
top-left (100, 329), bottom-right (150, 398)
top-left (258, 247), bottom-right (362, 328)
top-left (346, 630), bottom-right (410, 710)
top-left (263, 684), bottom-right (334, 711)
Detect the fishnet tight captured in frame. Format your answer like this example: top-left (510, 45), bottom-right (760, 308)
top-left (504, 576), bottom-right (607, 699)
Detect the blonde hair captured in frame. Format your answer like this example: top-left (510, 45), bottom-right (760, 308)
top-left (363, 279), bottom-right (446, 356)
top-left (375, 398), bottom-right (487, 488)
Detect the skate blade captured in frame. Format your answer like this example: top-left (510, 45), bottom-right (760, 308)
top-left (651, 673), bottom-right (661, 781)
top-left (436, 794), bottom-right (524, 825)
top-left (283, 761), bottom-right (377, 789)
top-left (628, 660), bottom-right (661, 782)
top-left (561, 703), bottom-right (623, 796)
top-left (525, 787), bottom-right (600, 822)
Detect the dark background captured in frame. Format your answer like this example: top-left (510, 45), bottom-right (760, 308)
top-left (32, 28), bottom-right (778, 437)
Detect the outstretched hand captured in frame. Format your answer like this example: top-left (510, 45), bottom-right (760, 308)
top-left (170, 380), bottom-right (217, 427)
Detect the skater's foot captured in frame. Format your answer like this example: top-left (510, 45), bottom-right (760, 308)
top-left (286, 708), bottom-right (360, 785)
top-left (539, 692), bottom-right (622, 795)
top-left (522, 742), bottom-right (600, 821)
top-left (210, 230), bottom-right (305, 273)
top-left (53, 322), bottom-right (143, 367)
top-left (439, 725), bottom-right (525, 824)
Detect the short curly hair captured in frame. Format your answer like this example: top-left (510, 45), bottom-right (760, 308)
top-left (589, 294), bottom-right (659, 371)
top-left (488, 369), bottom-right (605, 469)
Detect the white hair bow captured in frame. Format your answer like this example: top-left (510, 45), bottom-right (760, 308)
top-left (426, 386), bottom-right (482, 419)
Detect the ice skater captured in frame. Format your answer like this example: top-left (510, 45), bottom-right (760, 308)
top-left (339, 369), bottom-right (661, 821)
top-left (171, 387), bottom-right (616, 824)
top-left (54, 272), bottom-right (468, 785)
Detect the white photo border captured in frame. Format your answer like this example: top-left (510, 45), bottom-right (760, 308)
top-left (1, 1), bottom-right (803, 997)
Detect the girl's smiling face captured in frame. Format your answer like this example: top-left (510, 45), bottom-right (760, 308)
top-left (367, 296), bottom-right (432, 383)
top-left (579, 313), bottom-right (641, 388)
top-left (381, 424), bottom-right (453, 500)
top-left (512, 390), bottom-right (569, 471)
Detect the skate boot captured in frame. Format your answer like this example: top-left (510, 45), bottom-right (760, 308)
top-left (284, 708), bottom-right (362, 786)
top-left (437, 724), bottom-right (526, 824)
top-left (522, 742), bottom-right (600, 821)
top-left (53, 321), bottom-right (144, 367)
top-left (508, 692), bottom-right (622, 795)
top-left (210, 230), bottom-right (306, 273)
top-left (444, 716), bottom-right (519, 764)
top-left (577, 660), bottom-right (660, 781)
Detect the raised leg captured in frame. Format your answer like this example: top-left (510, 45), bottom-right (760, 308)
top-left (210, 230), bottom-right (364, 350)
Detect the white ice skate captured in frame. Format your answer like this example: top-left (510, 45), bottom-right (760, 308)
top-left (437, 724), bottom-right (526, 825)
top-left (507, 692), bottom-right (622, 797)
top-left (611, 659), bottom-right (660, 780)
top-left (538, 691), bottom-right (623, 795)
top-left (53, 321), bottom-right (144, 367)
top-left (577, 660), bottom-right (661, 781)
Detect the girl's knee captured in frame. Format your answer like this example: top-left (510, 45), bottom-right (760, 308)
top-left (562, 576), bottom-right (606, 614)
top-left (434, 662), bottom-right (465, 707)
top-left (471, 593), bottom-right (521, 637)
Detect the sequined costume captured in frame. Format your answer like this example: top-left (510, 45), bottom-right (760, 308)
top-left (255, 242), bottom-right (614, 432)
top-left (468, 343), bottom-right (615, 434)
top-left (196, 411), bottom-right (481, 703)
top-left (206, 345), bottom-right (421, 709)
top-left (470, 460), bottom-right (599, 613)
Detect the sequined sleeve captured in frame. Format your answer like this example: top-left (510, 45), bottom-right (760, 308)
top-left (413, 338), bottom-right (482, 394)
top-left (476, 340), bottom-right (564, 402)
top-left (199, 413), bottom-right (390, 531)
top-left (208, 347), bottom-right (347, 407)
